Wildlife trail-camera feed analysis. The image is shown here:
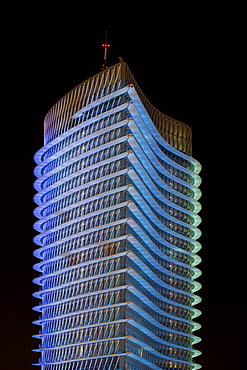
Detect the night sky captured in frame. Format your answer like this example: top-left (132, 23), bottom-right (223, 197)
top-left (1, 2), bottom-right (245, 369)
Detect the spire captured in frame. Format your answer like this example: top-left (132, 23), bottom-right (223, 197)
top-left (101, 31), bottom-right (110, 69)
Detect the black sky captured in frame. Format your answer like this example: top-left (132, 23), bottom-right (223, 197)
top-left (1, 2), bottom-right (246, 369)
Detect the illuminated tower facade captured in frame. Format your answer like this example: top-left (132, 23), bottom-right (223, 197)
top-left (33, 60), bottom-right (202, 370)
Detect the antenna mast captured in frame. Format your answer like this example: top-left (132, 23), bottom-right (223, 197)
top-left (101, 31), bottom-right (110, 69)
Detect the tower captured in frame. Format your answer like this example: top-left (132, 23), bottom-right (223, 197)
top-left (33, 60), bottom-right (202, 370)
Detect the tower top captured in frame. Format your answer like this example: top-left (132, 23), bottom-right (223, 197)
top-left (101, 31), bottom-right (110, 70)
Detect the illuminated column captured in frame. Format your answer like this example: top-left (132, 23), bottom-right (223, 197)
top-left (33, 60), bottom-right (202, 370)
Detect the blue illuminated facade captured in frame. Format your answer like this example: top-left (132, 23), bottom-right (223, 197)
top-left (33, 60), bottom-right (202, 370)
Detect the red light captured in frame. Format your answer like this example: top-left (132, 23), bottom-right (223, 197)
top-left (102, 44), bottom-right (110, 47)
